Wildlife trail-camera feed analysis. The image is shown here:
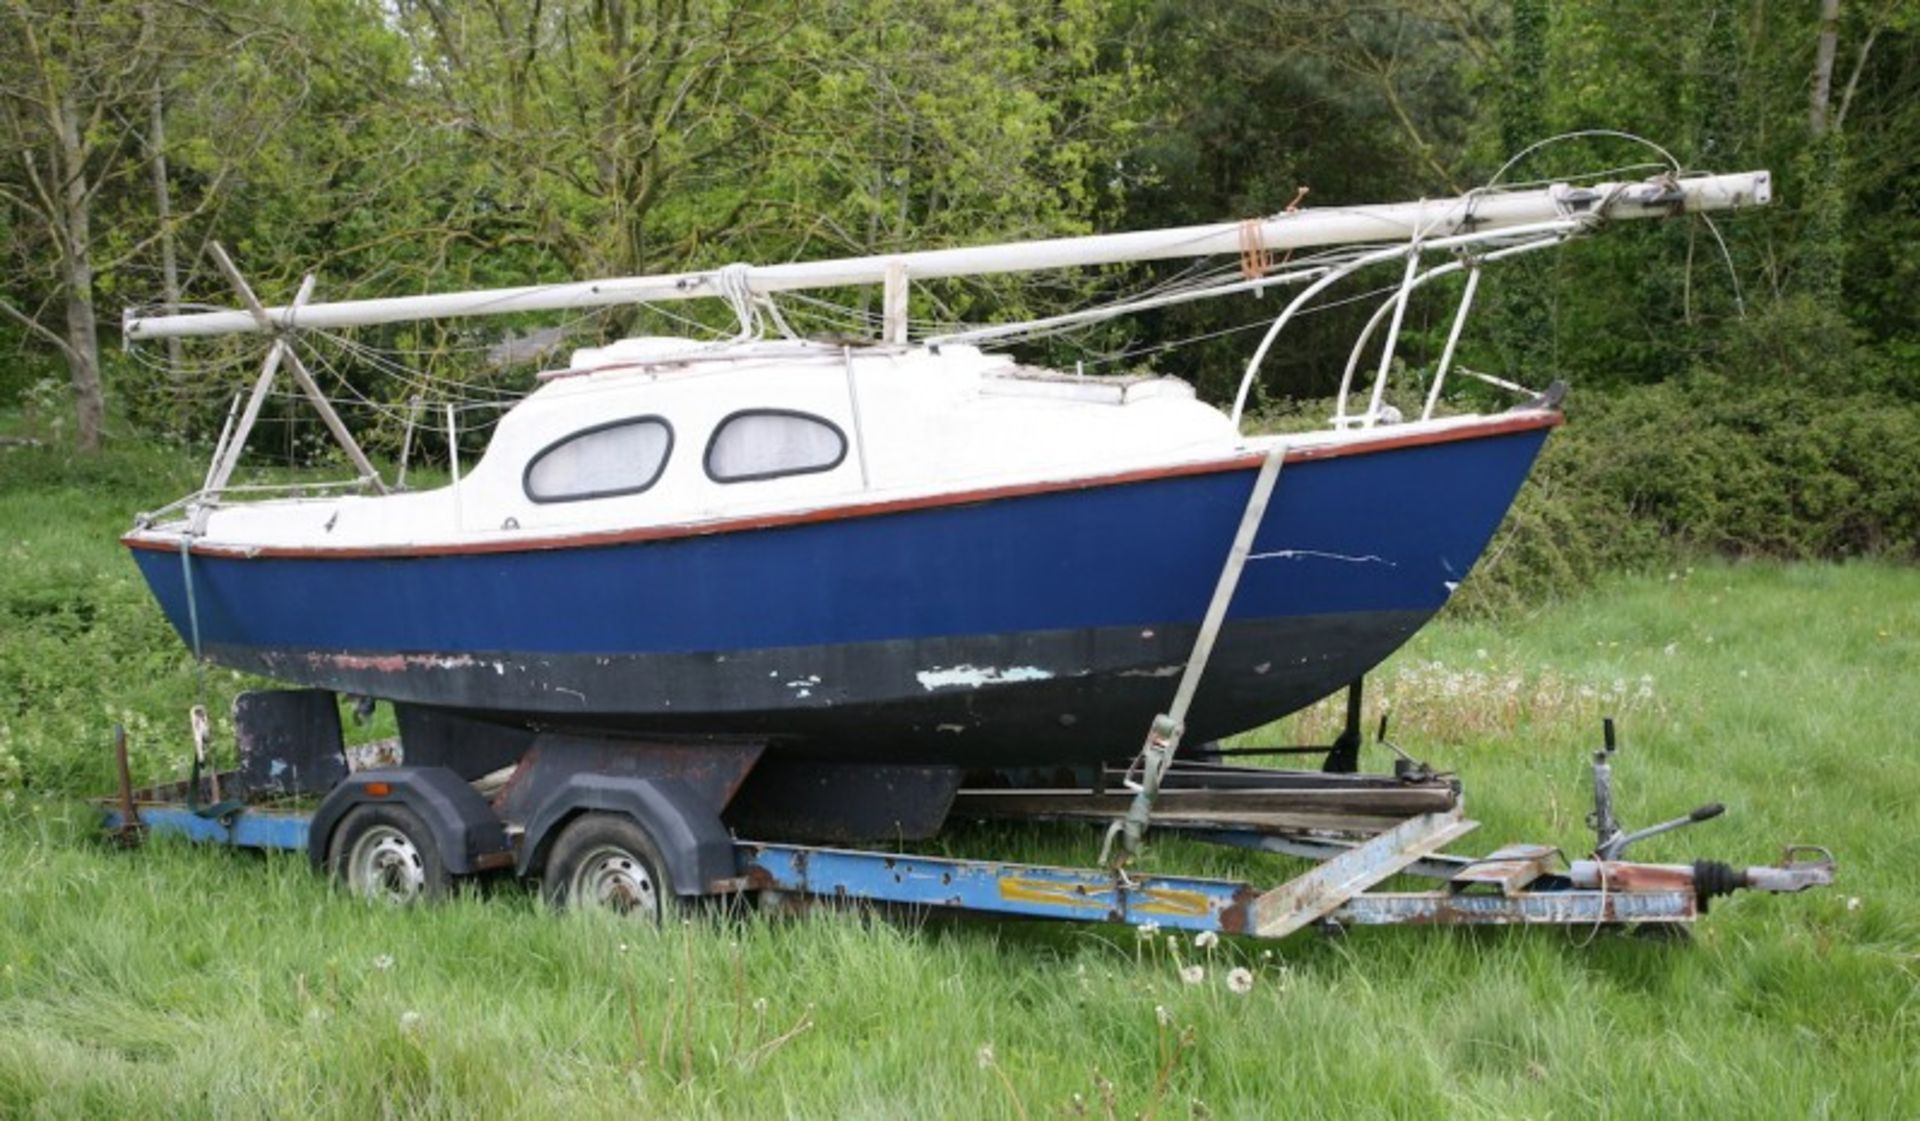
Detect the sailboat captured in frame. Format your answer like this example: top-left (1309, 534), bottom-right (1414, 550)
top-left (121, 170), bottom-right (1770, 767)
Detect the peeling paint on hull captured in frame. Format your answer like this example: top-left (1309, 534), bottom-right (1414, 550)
top-left (217, 611), bottom-right (1428, 765)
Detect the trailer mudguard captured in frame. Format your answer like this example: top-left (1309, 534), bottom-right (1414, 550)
top-left (516, 774), bottom-right (734, 897)
top-left (307, 767), bottom-right (510, 874)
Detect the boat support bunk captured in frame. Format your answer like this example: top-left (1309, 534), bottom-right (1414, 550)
top-left (97, 700), bottom-right (1834, 940)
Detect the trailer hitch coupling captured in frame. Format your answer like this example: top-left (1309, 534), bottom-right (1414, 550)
top-left (1579, 718), bottom-right (1836, 908)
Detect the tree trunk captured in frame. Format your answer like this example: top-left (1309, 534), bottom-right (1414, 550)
top-left (56, 89), bottom-right (105, 453)
top-left (1810, 0), bottom-right (1840, 136)
top-left (147, 3), bottom-right (185, 425)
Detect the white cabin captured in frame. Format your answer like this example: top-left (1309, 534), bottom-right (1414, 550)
top-left (187, 340), bottom-right (1240, 550)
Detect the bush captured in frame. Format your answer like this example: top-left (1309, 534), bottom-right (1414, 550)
top-left (1454, 346), bottom-right (1920, 614)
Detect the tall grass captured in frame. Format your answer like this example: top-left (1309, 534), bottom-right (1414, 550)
top-left (2, 441), bottom-right (1917, 1117)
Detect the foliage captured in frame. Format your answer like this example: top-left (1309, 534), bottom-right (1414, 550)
top-left (1454, 322), bottom-right (1920, 615)
top-left (2, 1), bottom-right (1917, 580)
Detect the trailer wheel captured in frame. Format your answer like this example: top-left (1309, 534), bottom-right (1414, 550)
top-left (543, 813), bottom-right (670, 922)
top-left (328, 804), bottom-right (449, 904)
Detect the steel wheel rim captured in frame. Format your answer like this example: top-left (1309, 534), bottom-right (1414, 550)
top-left (346, 824), bottom-right (426, 903)
top-left (570, 844), bottom-right (661, 921)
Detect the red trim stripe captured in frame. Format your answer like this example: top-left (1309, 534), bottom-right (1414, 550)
top-left (125, 411), bottom-right (1560, 561)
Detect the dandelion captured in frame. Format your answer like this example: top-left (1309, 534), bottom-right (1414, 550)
top-left (1179, 964), bottom-right (1205, 986)
top-left (1165, 934), bottom-right (1178, 952)
top-left (616, 942), bottom-right (629, 954)
top-left (371, 954), bottom-right (395, 972)
top-left (1135, 921), bottom-right (1161, 939)
top-left (1846, 897), bottom-right (1862, 912)
top-left (976, 1043), bottom-right (996, 1070)
top-left (1226, 968), bottom-right (1253, 995)
top-left (1194, 930), bottom-right (1219, 950)
top-left (1155, 1004), bottom-right (1173, 1026)
top-left (398, 1010), bottom-right (422, 1033)
top-left (1259, 950), bottom-right (1274, 961)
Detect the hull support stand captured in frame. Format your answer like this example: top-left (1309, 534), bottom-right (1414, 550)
top-left (1323, 677), bottom-right (1364, 774)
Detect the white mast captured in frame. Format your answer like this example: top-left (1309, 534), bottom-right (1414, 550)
top-left (125, 172), bottom-right (1770, 342)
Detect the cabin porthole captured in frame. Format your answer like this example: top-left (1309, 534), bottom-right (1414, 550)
top-left (522, 416), bottom-right (674, 504)
top-left (704, 409), bottom-right (847, 484)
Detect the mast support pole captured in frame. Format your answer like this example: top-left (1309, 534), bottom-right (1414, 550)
top-left (208, 244), bottom-right (387, 495)
top-left (882, 261), bottom-right (909, 345)
top-left (192, 273), bottom-right (319, 533)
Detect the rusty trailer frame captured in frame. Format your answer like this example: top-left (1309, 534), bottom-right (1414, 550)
top-left (97, 698), bottom-right (1834, 940)
top-left (101, 791), bottom-right (1833, 942)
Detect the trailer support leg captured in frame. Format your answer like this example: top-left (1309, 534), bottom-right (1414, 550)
top-left (1323, 678), bottom-right (1364, 774)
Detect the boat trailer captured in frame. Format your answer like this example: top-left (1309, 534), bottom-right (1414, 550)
top-left (98, 697), bottom-right (1833, 941)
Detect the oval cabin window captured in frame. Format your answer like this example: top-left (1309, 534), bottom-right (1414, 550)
top-left (705, 410), bottom-right (848, 483)
top-left (523, 417), bottom-right (673, 503)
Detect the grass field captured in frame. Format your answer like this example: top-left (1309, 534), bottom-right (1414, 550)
top-left (2, 441), bottom-right (1917, 1118)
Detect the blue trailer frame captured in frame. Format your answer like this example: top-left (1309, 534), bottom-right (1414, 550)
top-left (104, 798), bottom-right (1825, 938)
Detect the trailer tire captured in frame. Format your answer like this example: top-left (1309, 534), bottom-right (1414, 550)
top-left (328, 804), bottom-right (450, 904)
top-left (543, 812), bottom-right (672, 923)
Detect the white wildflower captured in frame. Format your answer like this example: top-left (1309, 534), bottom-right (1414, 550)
top-left (1226, 968), bottom-right (1254, 995)
top-left (976, 1043), bottom-right (996, 1070)
top-left (1155, 1004), bottom-right (1173, 1026)
top-left (1135, 921), bottom-right (1160, 939)
top-left (1179, 964), bottom-right (1205, 986)
top-left (1194, 930), bottom-right (1219, 950)
top-left (1846, 897), bottom-right (1862, 912)
top-left (371, 954), bottom-right (395, 972)
top-left (398, 1010), bottom-right (422, 1033)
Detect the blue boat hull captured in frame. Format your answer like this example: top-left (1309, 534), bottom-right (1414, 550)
top-left (129, 421), bottom-right (1552, 765)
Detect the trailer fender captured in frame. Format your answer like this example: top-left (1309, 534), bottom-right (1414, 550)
top-left (516, 775), bottom-right (734, 897)
top-left (308, 767), bottom-right (510, 875)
